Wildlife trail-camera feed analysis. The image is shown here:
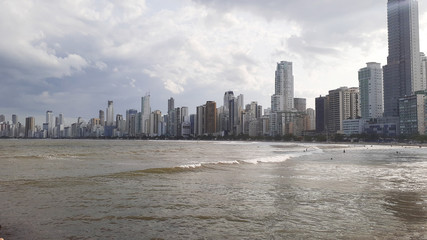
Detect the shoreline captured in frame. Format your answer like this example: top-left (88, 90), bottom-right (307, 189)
top-left (1, 137), bottom-right (426, 148)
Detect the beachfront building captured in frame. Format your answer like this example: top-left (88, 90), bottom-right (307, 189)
top-left (383, 0), bottom-right (421, 117)
top-left (359, 62), bottom-right (384, 119)
top-left (327, 87), bottom-right (361, 134)
top-left (25, 117), bottom-right (35, 138)
top-left (315, 96), bottom-right (329, 133)
top-left (106, 101), bottom-right (114, 126)
top-left (343, 119), bottom-right (366, 136)
top-left (398, 91), bottom-right (427, 136)
top-left (141, 94), bottom-right (151, 135)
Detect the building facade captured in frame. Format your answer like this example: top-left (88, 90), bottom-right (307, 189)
top-left (327, 87), bottom-right (361, 134)
top-left (359, 62), bottom-right (384, 119)
top-left (383, 0), bottom-right (421, 117)
top-left (398, 92), bottom-right (426, 135)
top-left (271, 61), bottom-right (294, 112)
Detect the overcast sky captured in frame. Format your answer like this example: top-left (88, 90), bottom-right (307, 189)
top-left (1, 0), bottom-right (426, 124)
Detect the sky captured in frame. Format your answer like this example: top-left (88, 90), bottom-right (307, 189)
top-left (0, 0), bottom-right (426, 125)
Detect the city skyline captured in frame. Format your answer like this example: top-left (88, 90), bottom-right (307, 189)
top-left (0, 0), bottom-right (427, 121)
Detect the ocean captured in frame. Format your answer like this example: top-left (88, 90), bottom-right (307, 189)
top-left (0, 140), bottom-right (426, 239)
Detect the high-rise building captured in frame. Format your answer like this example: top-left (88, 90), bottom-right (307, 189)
top-left (149, 110), bottom-right (162, 137)
top-left (59, 114), bottom-right (64, 126)
top-left (181, 107), bottom-right (189, 121)
top-left (196, 105), bottom-right (206, 136)
top-left (315, 96), bottom-right (329, 133)
top-left (99, 110), bottom-right (105, 126)
top-left (224, 91), bottom-right (234, 110)
top-left (399, 92), bottom-right (426, 135)
top-left (126, 109), bottom-right (138, 136)
top-left (46, 110), bottom-right (53, 137)
top-left (116, 114), bottom-right (123, 130)
top-left (174, 107), bottom-right (182, 137)
top-left (0, 115), bottom-right (5, 123)
top-left (106, 101), bottom-right (114, 126)
top-left (271, 61), bottom-right (294, 112)
top-left (140, 94), bottom-right (151, 135)
top-left (327, 87), bottom-right (360, 134)
top-left (306, 108), bottom-right (316, 131)
top-left (168, 98), bottom-right (175, 112)
top-left (383, 0), bottom-right (421, 117)
top-left (25, 117), bottom-right (35, 138)
top-left (167, 97), bottom-right (175, 136)
top-left (270, 61), bottom-right (295, 136)
top-left (359, 62), bottom-right (384, 119)
top-left (12, 114), bottom-right (17, 125)
top-left (294, 98), bottom-right (307, 112)
top-left (205, 101), bottom-right (217, 134)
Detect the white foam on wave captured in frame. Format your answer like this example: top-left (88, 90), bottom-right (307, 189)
top-left (179, 163), bottom-right (203, 169)
top-left (213, 141), bottom-right (259, 145)
top-left (179, 160), bottom-right (240, 169)
top-left (244, 147), bottom-right (323, 164)
top-left (178, 146), bottom-right (324, 168)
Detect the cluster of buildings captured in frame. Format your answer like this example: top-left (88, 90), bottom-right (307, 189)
top-left (316, 0), bottom-right (427, 138)
top-left (0, 60), bottom-right (316, 139)
top-left (1, 0), bottom-right (426, 140)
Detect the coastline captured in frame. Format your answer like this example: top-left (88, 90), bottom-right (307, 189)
top-left (2, 137), bottom-right (426, 148)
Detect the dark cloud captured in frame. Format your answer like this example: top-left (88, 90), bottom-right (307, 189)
top-left (1, 0), bottom-right (425, 123)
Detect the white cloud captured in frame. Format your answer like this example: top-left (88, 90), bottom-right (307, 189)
top-left (0, 0), bottom-right (426, 120)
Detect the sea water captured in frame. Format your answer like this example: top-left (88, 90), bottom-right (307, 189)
top-left (0, 140), bottom-right (426, 239)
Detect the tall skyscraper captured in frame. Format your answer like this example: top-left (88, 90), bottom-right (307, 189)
top-left (59, 113), bottom-right (64, 126)
top-left (126, 109), bottom-right (138, 137)
top-left (106, 101), bottom-right (114, 126)
top-left (383, 0), bottom-right (421, 117)
top-left (141, 94), bottom-right (151, 134)
top-left (12, 114), bottom-right (17, 125)
top-left (0, 115), bottom-right (5, 123)
top-left (223, 91), bottom-right (235, 110)
top-left (315, 96), bottom-right (329, 133)
top-left (168, 98), bottom-right (175, 113)
top-left (306, 108), bottom-right (316, 131)
top-left (205, 101), bottom-right (217, 134)
top-left (271, 61), bottom-right (294, 112)
top-left (196, 105), bottom-right (206, 136)
top-left (99, 110), bottom-right (105, 126)
top-left (141, 94), bottom-right (151, 116)
top-left (46, 110), bottom-right (53, 137)
top-left (167, 97), bottom-right (175, 136)
top-left (359, 62), bottom-right (384, 119)
top-left (25, 117), bottom-right (35, 138)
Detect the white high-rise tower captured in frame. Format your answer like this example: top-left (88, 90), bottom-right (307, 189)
top-left (46, 110), bottom-right (53, 137)
top-left (271, 61), bottom-right (294, 112)
top-left (359, 62), bottom-right (384, 119)
top-left (106, 101), bottom-right (114, 126)
top-left (141, 94), bottom-right (151, 134)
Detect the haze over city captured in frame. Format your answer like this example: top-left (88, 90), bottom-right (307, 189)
top-left (1, 0), bottom-right (426, 123)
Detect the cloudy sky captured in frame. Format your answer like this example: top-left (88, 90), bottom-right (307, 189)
top-left (1, 0), bottom-right (426, 124)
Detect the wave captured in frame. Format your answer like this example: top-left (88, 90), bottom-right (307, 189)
top-left (243, 147), bottom-right (323, 164)
top-left (109, 147), bottom-right (324, 176)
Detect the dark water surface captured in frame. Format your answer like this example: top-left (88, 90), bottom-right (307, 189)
top-left (0, 140), bottom-right (426, 239)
